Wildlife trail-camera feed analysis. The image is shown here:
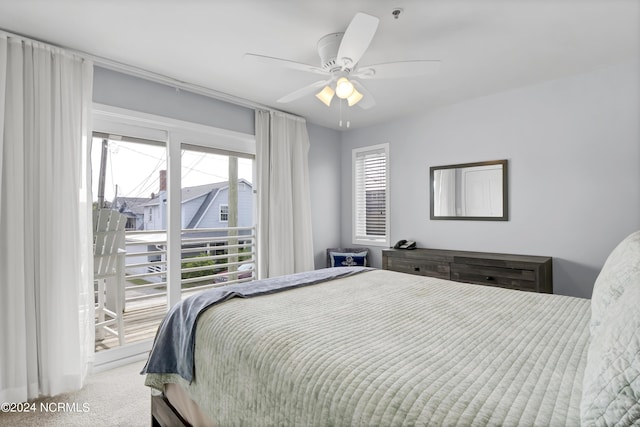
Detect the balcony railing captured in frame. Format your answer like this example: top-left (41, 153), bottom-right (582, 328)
top-left (122, 226), bottom-right (256, 309)
top-left (94, 226), bottom-right (255, 351)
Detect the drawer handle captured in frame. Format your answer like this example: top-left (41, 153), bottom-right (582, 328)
top-left (414, 267), bottom-right (421, 272)
top-left (485, 276), bottom-right (495, 281)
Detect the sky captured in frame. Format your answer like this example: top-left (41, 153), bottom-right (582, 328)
top-left (91, 137), bottom-right (253, 203)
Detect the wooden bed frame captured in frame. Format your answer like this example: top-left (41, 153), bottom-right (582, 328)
top-left (151, 394), bottom-right (191, 427)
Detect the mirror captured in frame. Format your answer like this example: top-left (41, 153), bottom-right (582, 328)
top-left (430, 159), bottom-right (508, 221)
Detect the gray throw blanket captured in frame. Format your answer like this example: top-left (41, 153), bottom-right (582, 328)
top-left (140, 266), bottom-right (372, 382)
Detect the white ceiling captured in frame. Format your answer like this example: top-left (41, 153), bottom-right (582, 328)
top-left (0, 1), bottom-right (638, 130)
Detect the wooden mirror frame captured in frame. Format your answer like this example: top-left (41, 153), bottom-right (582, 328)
top-left (430, 159), bottom-right (508, 221)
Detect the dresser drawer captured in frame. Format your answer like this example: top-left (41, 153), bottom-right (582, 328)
top-left (386, 257), bottom-right (450, 280)
top-left (450, 262), bottom-right (537, 291)
top-left (382, 248), bottom-right (552, 293)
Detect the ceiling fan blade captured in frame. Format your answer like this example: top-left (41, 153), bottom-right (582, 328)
top-left (351, 80), bottom-right (376, 110)
top-left (277, 80), bottom-right (332, 103)
top-left (336, 12), bottom-right (379, 70)
top-left (244, 53), bottom-right (328, 75)
top-left (353, 60), bottom-right (441, 79)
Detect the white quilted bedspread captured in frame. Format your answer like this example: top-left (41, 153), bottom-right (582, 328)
top-left (145, 269), bottom-right (591, 426)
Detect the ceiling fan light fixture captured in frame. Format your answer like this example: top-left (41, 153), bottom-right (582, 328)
top-left (315, 85), bottom-right (335, 106)
top-left (346, 88), bottom-right (363, 106)
top-left (335, 77), bottom-right (355, 99)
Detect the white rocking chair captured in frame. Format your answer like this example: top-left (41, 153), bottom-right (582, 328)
top-left (93, 209), bottom-right (127, 346)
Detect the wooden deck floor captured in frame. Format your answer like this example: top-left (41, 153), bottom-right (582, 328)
top-left (95, 300), bottom-right (168, 352)
top-left (94, 286), bottom-right (225, 352)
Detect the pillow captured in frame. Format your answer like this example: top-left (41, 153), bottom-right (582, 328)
top-left (590, 230), bottom-right (640, 333)
top-left (581, 283), bottom-right (640, 425)
top-left (329, 251), bottom-right (368, 267)
top-left (581, 230), bottom-right (640, 425)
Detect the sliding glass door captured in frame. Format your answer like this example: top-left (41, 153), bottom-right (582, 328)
top-left (90, 104), bottom-right (256, 367)
top-left (90, 135), bottom-right (256, 358)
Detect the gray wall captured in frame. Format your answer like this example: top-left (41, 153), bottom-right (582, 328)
top-left (92, 62), bottom-right (640, 298)
top-left (93, 67), bottom-right (255, 135)
top-left (307, 123), bottom-right (343, 269)
top-left (338, 60), bottom-right (640, 298)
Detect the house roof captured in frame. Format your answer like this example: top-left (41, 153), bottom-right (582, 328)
top-left (111, 197), bottom-right (150, 216)
top-left (144, 179), bottom-right (252, 207)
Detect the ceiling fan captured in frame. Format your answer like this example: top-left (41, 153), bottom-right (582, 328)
top-left (244, 12), bottom-right (441, 110)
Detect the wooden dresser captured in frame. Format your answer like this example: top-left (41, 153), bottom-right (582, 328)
top-left (382, 248), bottom-right (553, 293)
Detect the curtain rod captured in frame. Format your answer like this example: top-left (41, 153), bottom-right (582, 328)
top-left (0, 27), bottom-right (293, 118)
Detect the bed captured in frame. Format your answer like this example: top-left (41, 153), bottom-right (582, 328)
top-left (142, 231), bottom-right (640, 426)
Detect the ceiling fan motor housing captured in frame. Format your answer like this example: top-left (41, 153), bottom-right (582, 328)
top-left (317, 33), bottom-right (345, 71)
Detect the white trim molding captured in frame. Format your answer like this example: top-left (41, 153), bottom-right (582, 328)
top-left (92, 103), bottom-right (256, 156)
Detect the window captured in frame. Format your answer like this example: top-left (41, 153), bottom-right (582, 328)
top-left (352, 143), bottom-right (390, 246)
top-left (219, 204), bottom-right (229, 222)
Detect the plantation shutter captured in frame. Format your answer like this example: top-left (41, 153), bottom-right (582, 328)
top-left (353, 144), bottom-right (389, 244)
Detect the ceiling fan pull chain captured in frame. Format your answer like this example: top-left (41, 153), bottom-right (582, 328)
top-left (346, 101), bottom-right (351, 128)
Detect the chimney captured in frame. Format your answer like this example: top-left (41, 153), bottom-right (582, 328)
top-left (159, 170), bottom-right (167, 192)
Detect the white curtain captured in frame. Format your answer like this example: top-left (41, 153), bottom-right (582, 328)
top-left (256, 110), bottom-right (314, 278)
top-left (0, 34), bottom-right (94, 402)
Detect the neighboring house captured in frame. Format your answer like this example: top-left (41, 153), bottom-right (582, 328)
top-left (143, 178), bottom-right (253, 232)
top-left (111, 197), bottom-right (150, 230)
top-left (124, 179), bottom-right (254, 281)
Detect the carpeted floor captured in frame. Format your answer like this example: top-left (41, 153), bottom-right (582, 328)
top-left (0, 361), bottom-right (149, 427)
